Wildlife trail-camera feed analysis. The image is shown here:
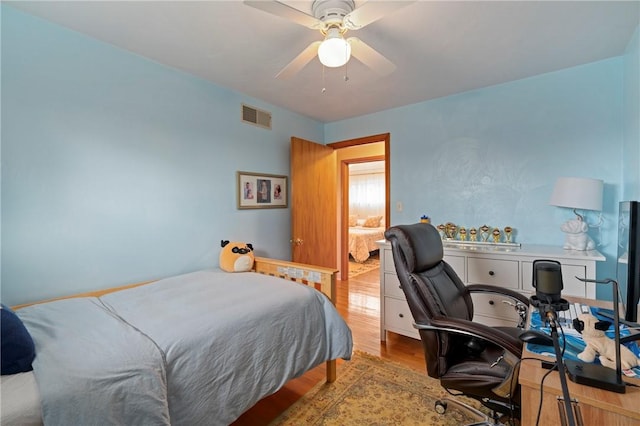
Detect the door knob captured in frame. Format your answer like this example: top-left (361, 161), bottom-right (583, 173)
top-left (290, 238), bottom-right (304, 246)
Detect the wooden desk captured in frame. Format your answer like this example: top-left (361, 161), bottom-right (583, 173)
top-left (519, 299), bottom-right (640, 425)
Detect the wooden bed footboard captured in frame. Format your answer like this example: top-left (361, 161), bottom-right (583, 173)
top-left (11, 281), bottom-right (153, 310)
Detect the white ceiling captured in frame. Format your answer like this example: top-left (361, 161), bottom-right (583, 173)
top-left (7, 1), bottom-right (640, 123)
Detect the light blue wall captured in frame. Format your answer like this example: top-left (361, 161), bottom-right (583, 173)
top-left (1, 6), bottom-right (323, 306)
top-left (326, 58), bottom-right (626, 299)
top-left (2, 5), bottom-right (637, 306)
top-left (623, 25), bottom-right (640, 201)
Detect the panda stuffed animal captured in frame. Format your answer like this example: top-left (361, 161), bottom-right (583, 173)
top-left (219, 240), bottom-right (254, 272)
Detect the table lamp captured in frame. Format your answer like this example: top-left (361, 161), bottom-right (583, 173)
top-left (549, 177), bottom-right (603, 251)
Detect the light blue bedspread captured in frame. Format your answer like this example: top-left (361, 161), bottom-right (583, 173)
top-left (18, 298), bottom-right (171, 425)
top-left (19, 269), bottom-right (353, 425)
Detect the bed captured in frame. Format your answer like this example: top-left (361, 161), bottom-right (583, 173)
top-left (348, 226), bottom-right (386, 263)
top-left (1, 257), bottom-right (353, 426)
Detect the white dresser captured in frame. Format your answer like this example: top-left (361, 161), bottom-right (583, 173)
top-left (376, 240), bottom-right (605, 341)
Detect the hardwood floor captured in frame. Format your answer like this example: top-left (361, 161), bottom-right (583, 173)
top-left (232, 268), bottom-right (426, 425)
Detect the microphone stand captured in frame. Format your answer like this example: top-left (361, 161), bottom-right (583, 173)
top-left (582, 278), bottom-right (622, 381)
top-left (542, 307), bottom-right (577, 426)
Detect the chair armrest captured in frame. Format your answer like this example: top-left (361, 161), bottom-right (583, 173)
top-left (417, 316), bottom-right (523, 358)
top-left (466, 284), bottom-right (530, 306)
top-left (467, 284), bottom-right (529, 328)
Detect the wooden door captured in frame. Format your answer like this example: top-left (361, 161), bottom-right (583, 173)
top-left (290, 137), bottom-right (337, 268)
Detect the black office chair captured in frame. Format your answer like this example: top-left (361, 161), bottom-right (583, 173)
top-left (384, 223), bottom-right (530, 425)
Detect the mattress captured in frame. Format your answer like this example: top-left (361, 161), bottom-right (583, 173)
top-left (5, 268), bottom-right (352, 426)
top-left (0, 371), bottom-right (41, 426)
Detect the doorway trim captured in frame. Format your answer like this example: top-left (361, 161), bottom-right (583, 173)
top-left (328, 133), bottom-right (390, 280)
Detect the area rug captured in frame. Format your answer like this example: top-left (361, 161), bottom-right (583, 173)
top-left (348, 253), bottom-right (380, 279)
top-left (269, 351), bottom-right (487, 426)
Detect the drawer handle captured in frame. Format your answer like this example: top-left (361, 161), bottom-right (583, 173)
top-left (488, 300), bottom-right (494, 305)
top-left (488, 270), bottom-right (495, 276)
top-left (399, 313), bottom-right (404, 318)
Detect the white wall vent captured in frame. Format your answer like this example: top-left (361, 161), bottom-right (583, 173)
top-left (242, 104), bottom-right (272, 130)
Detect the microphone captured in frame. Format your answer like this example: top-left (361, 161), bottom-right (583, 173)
top-left (529, 259), bottom-right (570, 319)
top-left (527, 259), bottom-right (576, 426)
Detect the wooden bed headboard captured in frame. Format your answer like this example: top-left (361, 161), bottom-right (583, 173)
top-left (253, 256), bottom-right (338, 305)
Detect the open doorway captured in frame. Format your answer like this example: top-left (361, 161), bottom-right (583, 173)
top-left (329, 133), bottom-right (389, 281)
top-left (346, 161), bottom-right (385, 278)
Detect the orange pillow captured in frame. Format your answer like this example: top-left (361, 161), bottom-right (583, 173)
top-left (363, 216), bottom-right (382, 228)
top-left (348, 215), bottom-right (357, 227)
top-left (219, 240), bottom-right (254, 272)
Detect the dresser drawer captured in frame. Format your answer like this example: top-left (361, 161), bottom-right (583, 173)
top-left (471, 292), bottom-right (522, 322)
top-left (467, 257), bottom-right (519, 289)
top-left (384, 297), bottom-right (418, 338)
top-left (384, 273), bottom-right (404, 298)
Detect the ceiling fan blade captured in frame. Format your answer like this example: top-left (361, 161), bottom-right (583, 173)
top-left (276, 41), bottom-right (322, 79)
top-left (244, 1), bottom-right (323, 29)
top-left (348, 37), bottom-right (395, 76)
top-left (343, 1), bottom-right (415, 30)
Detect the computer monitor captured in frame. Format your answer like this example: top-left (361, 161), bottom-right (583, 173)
top-left (617, 201), bottom-right (640, 322)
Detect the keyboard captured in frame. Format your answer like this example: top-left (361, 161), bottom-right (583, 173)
top-left (556, 302), bottom-right (591, 329)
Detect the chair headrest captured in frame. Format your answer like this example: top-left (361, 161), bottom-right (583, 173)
top-left (384, 223), bottom-right (443, 273)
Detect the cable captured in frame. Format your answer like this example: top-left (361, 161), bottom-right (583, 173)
top-left (536, 364), bottom-right (557, 426)
top-left (559, 321), bottom-right (567, 356)
top-left (587, 211), bottom-right (604, 248)
top-left (509, 356), bottom-right (544, 424)
top-left (507, 357), bottom-right (521, 424)
top-left (518, 357), bottom-right (558, 426)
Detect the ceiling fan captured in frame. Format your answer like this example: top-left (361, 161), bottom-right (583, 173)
top-left (244, 0), bottom-right (415, 79)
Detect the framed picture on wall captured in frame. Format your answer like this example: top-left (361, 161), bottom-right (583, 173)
top-left (237, 171), bottom-right (287, 209)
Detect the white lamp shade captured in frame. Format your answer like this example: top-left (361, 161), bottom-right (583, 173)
top-left (549, 177), bottom-right (604, 211)
top-left (318, 28), bottom-right (351, 68)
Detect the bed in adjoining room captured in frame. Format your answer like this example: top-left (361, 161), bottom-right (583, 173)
top-left (347, 159), bottom-right (385, 263)
top-left (1, 257), bottom-right (353, 426)
top-left (348, 215), bottom-right (385, 263)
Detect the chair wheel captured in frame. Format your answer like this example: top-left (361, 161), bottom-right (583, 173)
top-left (435, 400), bottom-right (447, 415)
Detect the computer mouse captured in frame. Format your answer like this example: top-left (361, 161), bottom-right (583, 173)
top-left (519, 330), bottom-right (553, 346)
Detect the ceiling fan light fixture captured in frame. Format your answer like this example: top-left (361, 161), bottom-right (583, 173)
top-left (318, 28), bottom-right (351, 67)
